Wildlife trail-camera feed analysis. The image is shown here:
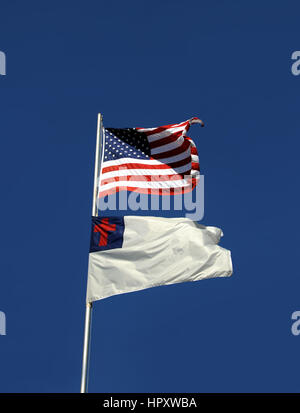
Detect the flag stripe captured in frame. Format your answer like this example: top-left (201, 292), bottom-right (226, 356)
top-left (102, 156), bottom-right (193, 173)
top-left (147, 125), bottom-right (189, 142)
top-left (154, 145), bottom-right (191, 164)
top-left (149, 131), bottom-right (183, 149)
top-left (99, 185), bottom-right (196, 197)
top-left (99, 178), bottom-right (194, 192)
top-left (151, 136), bottom-right (184, 154)
top-left (101, 165), bottom-right (191, 179)
top-left (151, 139), bottom-right (190, 160)
top-left (101, 174), bottom-right (186, 185)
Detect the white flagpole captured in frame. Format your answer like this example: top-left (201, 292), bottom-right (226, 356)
top-left (80, 113), bottom-right (103, 393)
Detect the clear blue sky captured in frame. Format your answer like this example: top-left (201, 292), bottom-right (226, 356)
top-left (0, 0), bottom-right (300, 392)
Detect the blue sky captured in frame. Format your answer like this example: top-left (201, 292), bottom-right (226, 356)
top-left (0, 0), bottom-right (300, 392)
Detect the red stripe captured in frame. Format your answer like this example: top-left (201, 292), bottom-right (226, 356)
top-left (101, 174), bottom-right (186, 185)
top-left (102, 162), bottom-right (171, 174)
top-left (167, 156), bottom-right (191, 169)
top-left (138, 121), bottom-right (189, 136)
top-left (101, 157), bottom-right (192, 175)
top-left (152, 139), bottom-right (190, 160)
top-left (99, 178), bottom-right (198, 197)
top-left (136, 117), bottom-right (201, 137)
top-left (149, 131), bottom-right (183, 149)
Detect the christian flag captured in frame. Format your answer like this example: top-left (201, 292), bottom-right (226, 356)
top-left (87, 216), bottom-right (232, 302)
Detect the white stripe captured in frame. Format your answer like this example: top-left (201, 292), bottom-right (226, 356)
top-left (191, 155), bottom-right (199, 163)
top-left (102, 157), bottom-right (163, 168)
top-left (137, 120), bottom-right (189, 134)
top-left (102, 153), bottom-right (191, 170)
top-left (99, 179), bottom-right (192, 192)
top-left (101, 164), bottom-right (191, 179)
top-left (136, 118), bottom-right (200, 135)
top-left (151, 136), bottom-right (184, 155)
top-left (157, 145), bottom-right (191, 164)
top-left (148, 125), bottom-right (186, 143)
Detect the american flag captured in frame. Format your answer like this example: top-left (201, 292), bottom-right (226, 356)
top-left (98, 117), bottom-right (204, 197)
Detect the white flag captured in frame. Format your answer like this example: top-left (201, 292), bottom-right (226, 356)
top-left (87, 216), bottom-right (232, 302)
